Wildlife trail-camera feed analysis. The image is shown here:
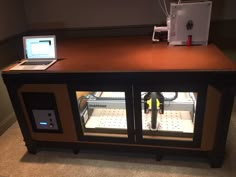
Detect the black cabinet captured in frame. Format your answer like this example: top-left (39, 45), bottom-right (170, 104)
top-left (2, 72), bottom-right (235, 168)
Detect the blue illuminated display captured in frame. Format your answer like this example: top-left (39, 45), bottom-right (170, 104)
top-left (39, 122), bottom-right (48, 125)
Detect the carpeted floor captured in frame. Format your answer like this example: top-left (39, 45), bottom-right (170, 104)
top-left (0, 102), bottom-right (236, 177)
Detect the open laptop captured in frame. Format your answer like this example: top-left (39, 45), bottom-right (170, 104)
top-left (10, 35), bottom-right (57, 70)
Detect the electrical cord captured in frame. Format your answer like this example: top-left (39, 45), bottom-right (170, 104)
top-left (163, 0), bottom-right (169, 16)
top-left (159, 0), bottom-right (205, 18)
top-left (78, 92), bottom-right (178, 112)
top-left (86, 91), bottom-right (178, 103)
top-left (158, 0), bottom-right (168, 17)
top-left (142, 92), bottom-right (178, 101)
top-left (90, 93), bottom-right (125, 100)
top-left (162, 92), bottom-right (178, 101)
top-left (178, 0), bottom-right (208, 3)
top-left (77, 95), bottom-right (88, 116)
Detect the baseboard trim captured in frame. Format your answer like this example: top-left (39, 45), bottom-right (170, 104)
top-left (0, 112), bottom-right (16, 136)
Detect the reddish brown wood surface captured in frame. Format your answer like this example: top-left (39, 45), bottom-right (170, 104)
top-left (4, 36), bottom-right (236, 73)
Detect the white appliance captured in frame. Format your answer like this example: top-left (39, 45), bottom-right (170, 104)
top-left (168, 1), bottom-right (212, 46)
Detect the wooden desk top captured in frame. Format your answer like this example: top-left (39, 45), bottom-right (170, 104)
top-left (3, 36), bottom-right (236, 73)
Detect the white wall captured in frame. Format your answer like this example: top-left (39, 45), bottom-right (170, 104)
top-left (0, 0), bottom-right (27, 40)
top-left (0, 0), bottom-right (234, 37)
top-left (0, 0), bottom-right (27, 131)
top-left (24, 0), bottom-right (167, 29)
top-left (23, 0), bottom-right (236, 30)
top-left (0, 72), bottom-right (14, 121)
top-left (210, 0), bottom-right (236, 20)
top-left (221, 0), bottom-right (236, 20)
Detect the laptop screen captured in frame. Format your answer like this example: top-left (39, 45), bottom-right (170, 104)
top-left (24, 36), bottom-right (56, 59)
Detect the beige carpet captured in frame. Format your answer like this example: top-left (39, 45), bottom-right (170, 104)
top-left (0, 105), bottom-right (236, 177)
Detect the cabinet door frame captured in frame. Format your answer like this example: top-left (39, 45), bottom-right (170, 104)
top-left (68, 82), bottom-right (135, 143)
top-left (133, 83), bottom-right (207, 148)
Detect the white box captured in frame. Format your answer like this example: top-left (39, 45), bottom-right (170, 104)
top-left (169, 1), bottom-right (212, 46)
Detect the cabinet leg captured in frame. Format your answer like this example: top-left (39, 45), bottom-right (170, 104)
top-left (73, 145), bottom-right (80, 154)
top-left (26, 142), bottom-right (38, 154)
top-left (209, 155), bottom-right (224, 168)
top-left (156, 153), bottom-right (163, 161)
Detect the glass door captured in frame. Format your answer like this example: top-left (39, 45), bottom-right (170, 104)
top-left (69, 84), bottom-right (134, 143)
top-left (133, 84), bottom-right (207, 147)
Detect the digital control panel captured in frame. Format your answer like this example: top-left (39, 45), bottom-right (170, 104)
top-left (22, 92), bottom-right (63, 133)
top-left (32, 109), bottom-right (59, 130)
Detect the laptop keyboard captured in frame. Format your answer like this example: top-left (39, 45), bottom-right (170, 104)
top-left (21, 61), bottom-right (52, 65)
